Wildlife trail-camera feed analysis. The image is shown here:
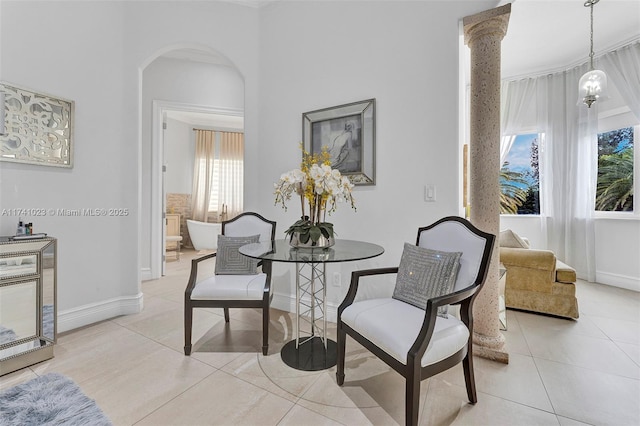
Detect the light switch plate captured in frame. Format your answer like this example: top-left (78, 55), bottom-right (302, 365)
top-left (425, 184), bottom-right (436, 202)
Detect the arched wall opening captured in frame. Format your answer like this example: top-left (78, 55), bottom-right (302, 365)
top-left (139, 45), bottom-right (245, 280)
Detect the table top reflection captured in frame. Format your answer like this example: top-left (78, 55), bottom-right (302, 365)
top-left (239, 239), bottom-right (384, 264)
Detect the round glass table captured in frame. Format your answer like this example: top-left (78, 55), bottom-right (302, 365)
top-left (239, 239), bottom-right (384, 371)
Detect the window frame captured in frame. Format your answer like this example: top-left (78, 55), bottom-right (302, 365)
top-left (500, 131), bottom-right (544, 217)
top-left (594, 107), bottom-right (638, 219)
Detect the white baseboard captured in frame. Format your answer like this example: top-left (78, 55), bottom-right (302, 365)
top-left (595, 271), bottom-right (640, 292)
top-left (272, 291), bottom-right (339, 323)
top-left (57, 293), bottom-right (144, 333)
top-left (141, 267), bottom-right (152, 281)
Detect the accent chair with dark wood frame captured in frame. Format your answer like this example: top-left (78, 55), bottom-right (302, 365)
top-left (184, 212), bottom-right (276, 356)
top-left (336, 216), bottom-right (495, 425)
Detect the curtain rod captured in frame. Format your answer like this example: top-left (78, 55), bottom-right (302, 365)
top-left (192, 128), bottom-right (244, 134)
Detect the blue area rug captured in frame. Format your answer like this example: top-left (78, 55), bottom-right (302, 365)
top-left (0, 373), bottom-right (112, 426)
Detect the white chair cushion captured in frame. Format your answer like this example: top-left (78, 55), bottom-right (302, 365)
top-left (191, 273), bottom-right (267, 300)
top-left (341, 298), bottom-right (469, 367)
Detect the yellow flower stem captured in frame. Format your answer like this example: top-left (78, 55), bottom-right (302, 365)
top-left (298, 183), bottom-right (305, 218)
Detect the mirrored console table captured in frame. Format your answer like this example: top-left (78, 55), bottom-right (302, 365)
top-left (0, 236), bottom-right (57, 376)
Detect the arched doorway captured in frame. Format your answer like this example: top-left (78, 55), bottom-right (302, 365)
top-left (140, 46), bottom-right (245, 280)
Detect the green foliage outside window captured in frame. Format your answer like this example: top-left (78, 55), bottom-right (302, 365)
top-left (500, 134), bottom-right (540, 215)
top-left (596, 127), bottom-right (634, 212)
top-left (500, 165), bottom-right (528, 213)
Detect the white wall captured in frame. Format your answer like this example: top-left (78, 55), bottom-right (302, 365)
top-left (257, 1), bottom-right (496, 314)
top-left (594, 219), bottom-right (640, 291)
top-left (0, 0), bottom-right (259, 331)
top-left (0, 1), bottom-right (140, 331)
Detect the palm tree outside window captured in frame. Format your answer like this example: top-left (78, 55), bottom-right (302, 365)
top-left (500, 133), bottom-right (541, 215)
top-left (596, 126), bottom-right (635, 212)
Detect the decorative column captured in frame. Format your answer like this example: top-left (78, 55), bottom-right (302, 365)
top-left (463, 4), bottom-right (511, 364)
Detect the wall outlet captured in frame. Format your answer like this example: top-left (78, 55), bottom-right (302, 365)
top-left (332, 272), bottom-right (341, 287)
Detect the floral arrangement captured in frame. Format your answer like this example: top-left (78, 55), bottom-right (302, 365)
top-left (274, 145), bottom-right (356, 245)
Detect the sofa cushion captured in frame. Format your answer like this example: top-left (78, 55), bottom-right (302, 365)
top-left (499, 229), bottom-right (530, 249)
top-left (555, 260), bottom-right (577, 283)
top-left (392, 243), bottom-right (462, 318)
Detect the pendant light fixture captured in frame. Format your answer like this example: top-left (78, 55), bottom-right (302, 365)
top-left (579, 0), bottom-right (607, 108)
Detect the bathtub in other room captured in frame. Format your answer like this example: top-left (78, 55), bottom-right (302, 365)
top-left (186, 220), bottom-right (222, 251)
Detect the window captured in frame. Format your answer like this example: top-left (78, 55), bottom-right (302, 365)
top-left (596, 126), bottom-right (635, 212)
top-left (206, 158), bottom-right (221, 212)
top-left (192, 130), bottom-right (244, 223)
top-left (500, 133), bottom-right (541, 215)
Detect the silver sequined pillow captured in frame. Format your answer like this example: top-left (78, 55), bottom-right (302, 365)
top-left (215, 235), bottom-right (260, 275)
top-left (392, 243), bottom-right (462, 318)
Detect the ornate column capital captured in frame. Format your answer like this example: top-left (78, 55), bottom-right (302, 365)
top-left (463, 3), bottom-right (511, 46)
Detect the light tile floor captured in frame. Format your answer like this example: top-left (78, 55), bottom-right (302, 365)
top-left (1, 249), bottom-right (639, 425)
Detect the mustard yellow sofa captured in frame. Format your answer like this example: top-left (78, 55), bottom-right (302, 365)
top-left (499, 231), bottom-right (579, 319)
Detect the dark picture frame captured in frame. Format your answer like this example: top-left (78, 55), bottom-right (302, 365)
top-left (303, 98), bottom-right (375, 185)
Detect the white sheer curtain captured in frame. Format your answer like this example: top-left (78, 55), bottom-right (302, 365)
top-left (501, 77), bottom-right (549, 246)
top-left (516, 63), bottom-right (599, 281)
top-left (500, 78), bottom-right (537, 164)
top-left (500, 52), bottom-right (640, 281)
top-left (563, 63), bottom-right (599, 282)
top-left (537, 73), bottom-right (567, 259)
top-left (218, 132), bottom-right (244, 220)
top-left (191, 130), bottom-right (215, 222)
top-left (600, 41), bottom-right (640, 122)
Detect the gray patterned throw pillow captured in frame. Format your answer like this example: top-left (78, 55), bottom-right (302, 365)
top-left (215, 234), bottom-right (260, 275)
top-left (392, 243), bottom-right (462, 318)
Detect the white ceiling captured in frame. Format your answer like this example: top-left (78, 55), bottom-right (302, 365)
top-left (161, 0), bottom-right (640, 126)
top-left (501, 0), bottom-right (640, 79)
top-left (207, 0), bottom-right (639, 80)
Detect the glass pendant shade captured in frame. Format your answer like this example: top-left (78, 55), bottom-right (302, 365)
top-left (579, 68), bottom-right (607, 108)
top-left (578, 0), bottom-right (607, 108)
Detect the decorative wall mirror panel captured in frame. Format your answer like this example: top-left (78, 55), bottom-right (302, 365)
top-left (0, 82), bottom-right (74, 168)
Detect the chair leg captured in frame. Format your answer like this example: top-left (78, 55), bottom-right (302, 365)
top-left (184, 305), bottom-right (193, 356)
top-left (262, 307), bottom-right (269, 356)
top-left (462, 351), bottom-right (478, 403)
top-left (406, 373), bottom-right (420, 426)
top-left (224, 307), bottom-right (230, 323)
top-left (336, 323), bottom-right (346, 386)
